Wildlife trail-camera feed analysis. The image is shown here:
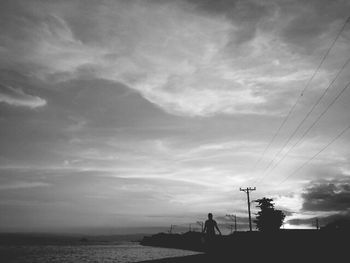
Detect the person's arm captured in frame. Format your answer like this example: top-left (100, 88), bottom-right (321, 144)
top-left (214, 221), bottom-right (222, 235)
top-left (202, 221), bottom-right (207, 233)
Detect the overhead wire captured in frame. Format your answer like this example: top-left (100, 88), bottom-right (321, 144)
top-left (277, 123), bottom-right (350, 186)
top-left (263, 79), bottom-right (350, 179)
top-left (251, 16), bottom-right (350, 184)
top-left (256, 59), bottom-right (350, 184)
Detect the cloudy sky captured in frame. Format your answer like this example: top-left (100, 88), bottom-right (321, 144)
top-left (1, 0), bottom-right (350, 234)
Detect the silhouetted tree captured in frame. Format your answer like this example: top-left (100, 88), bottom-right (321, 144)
top-left (254, 198), bottom-right (285, 232)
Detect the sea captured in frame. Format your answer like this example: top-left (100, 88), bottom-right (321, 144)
top-left (0, 242), bottom-right (200, 263)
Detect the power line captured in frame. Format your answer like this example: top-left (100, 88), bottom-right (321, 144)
top-left (277, 123), bottom-right (350, 185)
top-left (251, 97), bottom-right (298, 171)
top-left (253, 16), bottom-right (350, 183)
top-left (262, 80), bottom-right (350, 179)
top-left (256, 57), bottom-right (350, 184)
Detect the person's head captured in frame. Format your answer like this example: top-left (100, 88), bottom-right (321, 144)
top-left (208, 213), bottom-right (213, 220)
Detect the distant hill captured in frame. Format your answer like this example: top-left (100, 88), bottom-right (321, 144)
top-left (0, 233), bottom-right (147, 246)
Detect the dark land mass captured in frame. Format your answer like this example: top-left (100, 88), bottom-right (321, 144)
top-left (139, 229), bottom-right (349, 263)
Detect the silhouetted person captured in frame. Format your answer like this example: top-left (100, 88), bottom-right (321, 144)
top-left (203, 213), bottom-right (221, 241)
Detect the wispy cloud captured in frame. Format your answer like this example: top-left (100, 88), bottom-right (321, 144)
top-left (0, 85), bottom-right (46, 108)
top-left (0, 181), bottom-right (50, 190)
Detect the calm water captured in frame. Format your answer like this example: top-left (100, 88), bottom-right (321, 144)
top-left (0, 243), bottom-right (200, 263)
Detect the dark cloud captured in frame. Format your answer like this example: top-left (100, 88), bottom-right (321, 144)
top-left (278, 0), bottom-right (350, 54)
top-left (185, 0), bottom-right (350, 54)
top-left (185, 0), bottom-right (271, 24)
top-left (318, 211), bottom-right (350, 227)
top-left (287, 211), bottom-right (350, 228)
top-left (183, 0), bottom-right (275, 44)
top-left (280, 209), bottom-right (294, 217)
top-left (301, 179), bottom-right (350, 212)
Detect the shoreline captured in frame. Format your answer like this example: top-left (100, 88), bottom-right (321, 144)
top-left (138, 230), bottom-right (349, 263)
top-left (137, 254), bottom-right (210, 263)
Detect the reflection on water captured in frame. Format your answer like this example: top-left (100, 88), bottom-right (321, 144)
top-left (0, 243), bottom-right (200, 263)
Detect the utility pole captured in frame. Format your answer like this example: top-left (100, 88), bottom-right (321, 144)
top-left (168, 224), bottom-right (174, 234)
top-left (197, 221), bottom-right (204, 232)
top-left (240, 187), bottom-right (256, 232)
top-left (226, 214), bottom-right (237, 233)
top-left (316, 218), bottom-right (319, 230)
top-left (234, 214), bottom-right (237, 232)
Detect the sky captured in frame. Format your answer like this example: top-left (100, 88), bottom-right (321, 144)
top-left (1, 0), bottom-right (350, 234)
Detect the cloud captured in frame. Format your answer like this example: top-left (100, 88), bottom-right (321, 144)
top-left (0, 0), bottom-right (350, 232)
top-left (0, 181), bottom-right (50, 190)
top-left (0, 84), bottom-right (46, 108)
top-left (183, 0), bottom-right (274, 44)
top-left (287, 210), bottom-right (350, 227)
top-left (301, 178), bottom-right (350, 212)
top-left (2, 0), bottom-right (348, 116)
